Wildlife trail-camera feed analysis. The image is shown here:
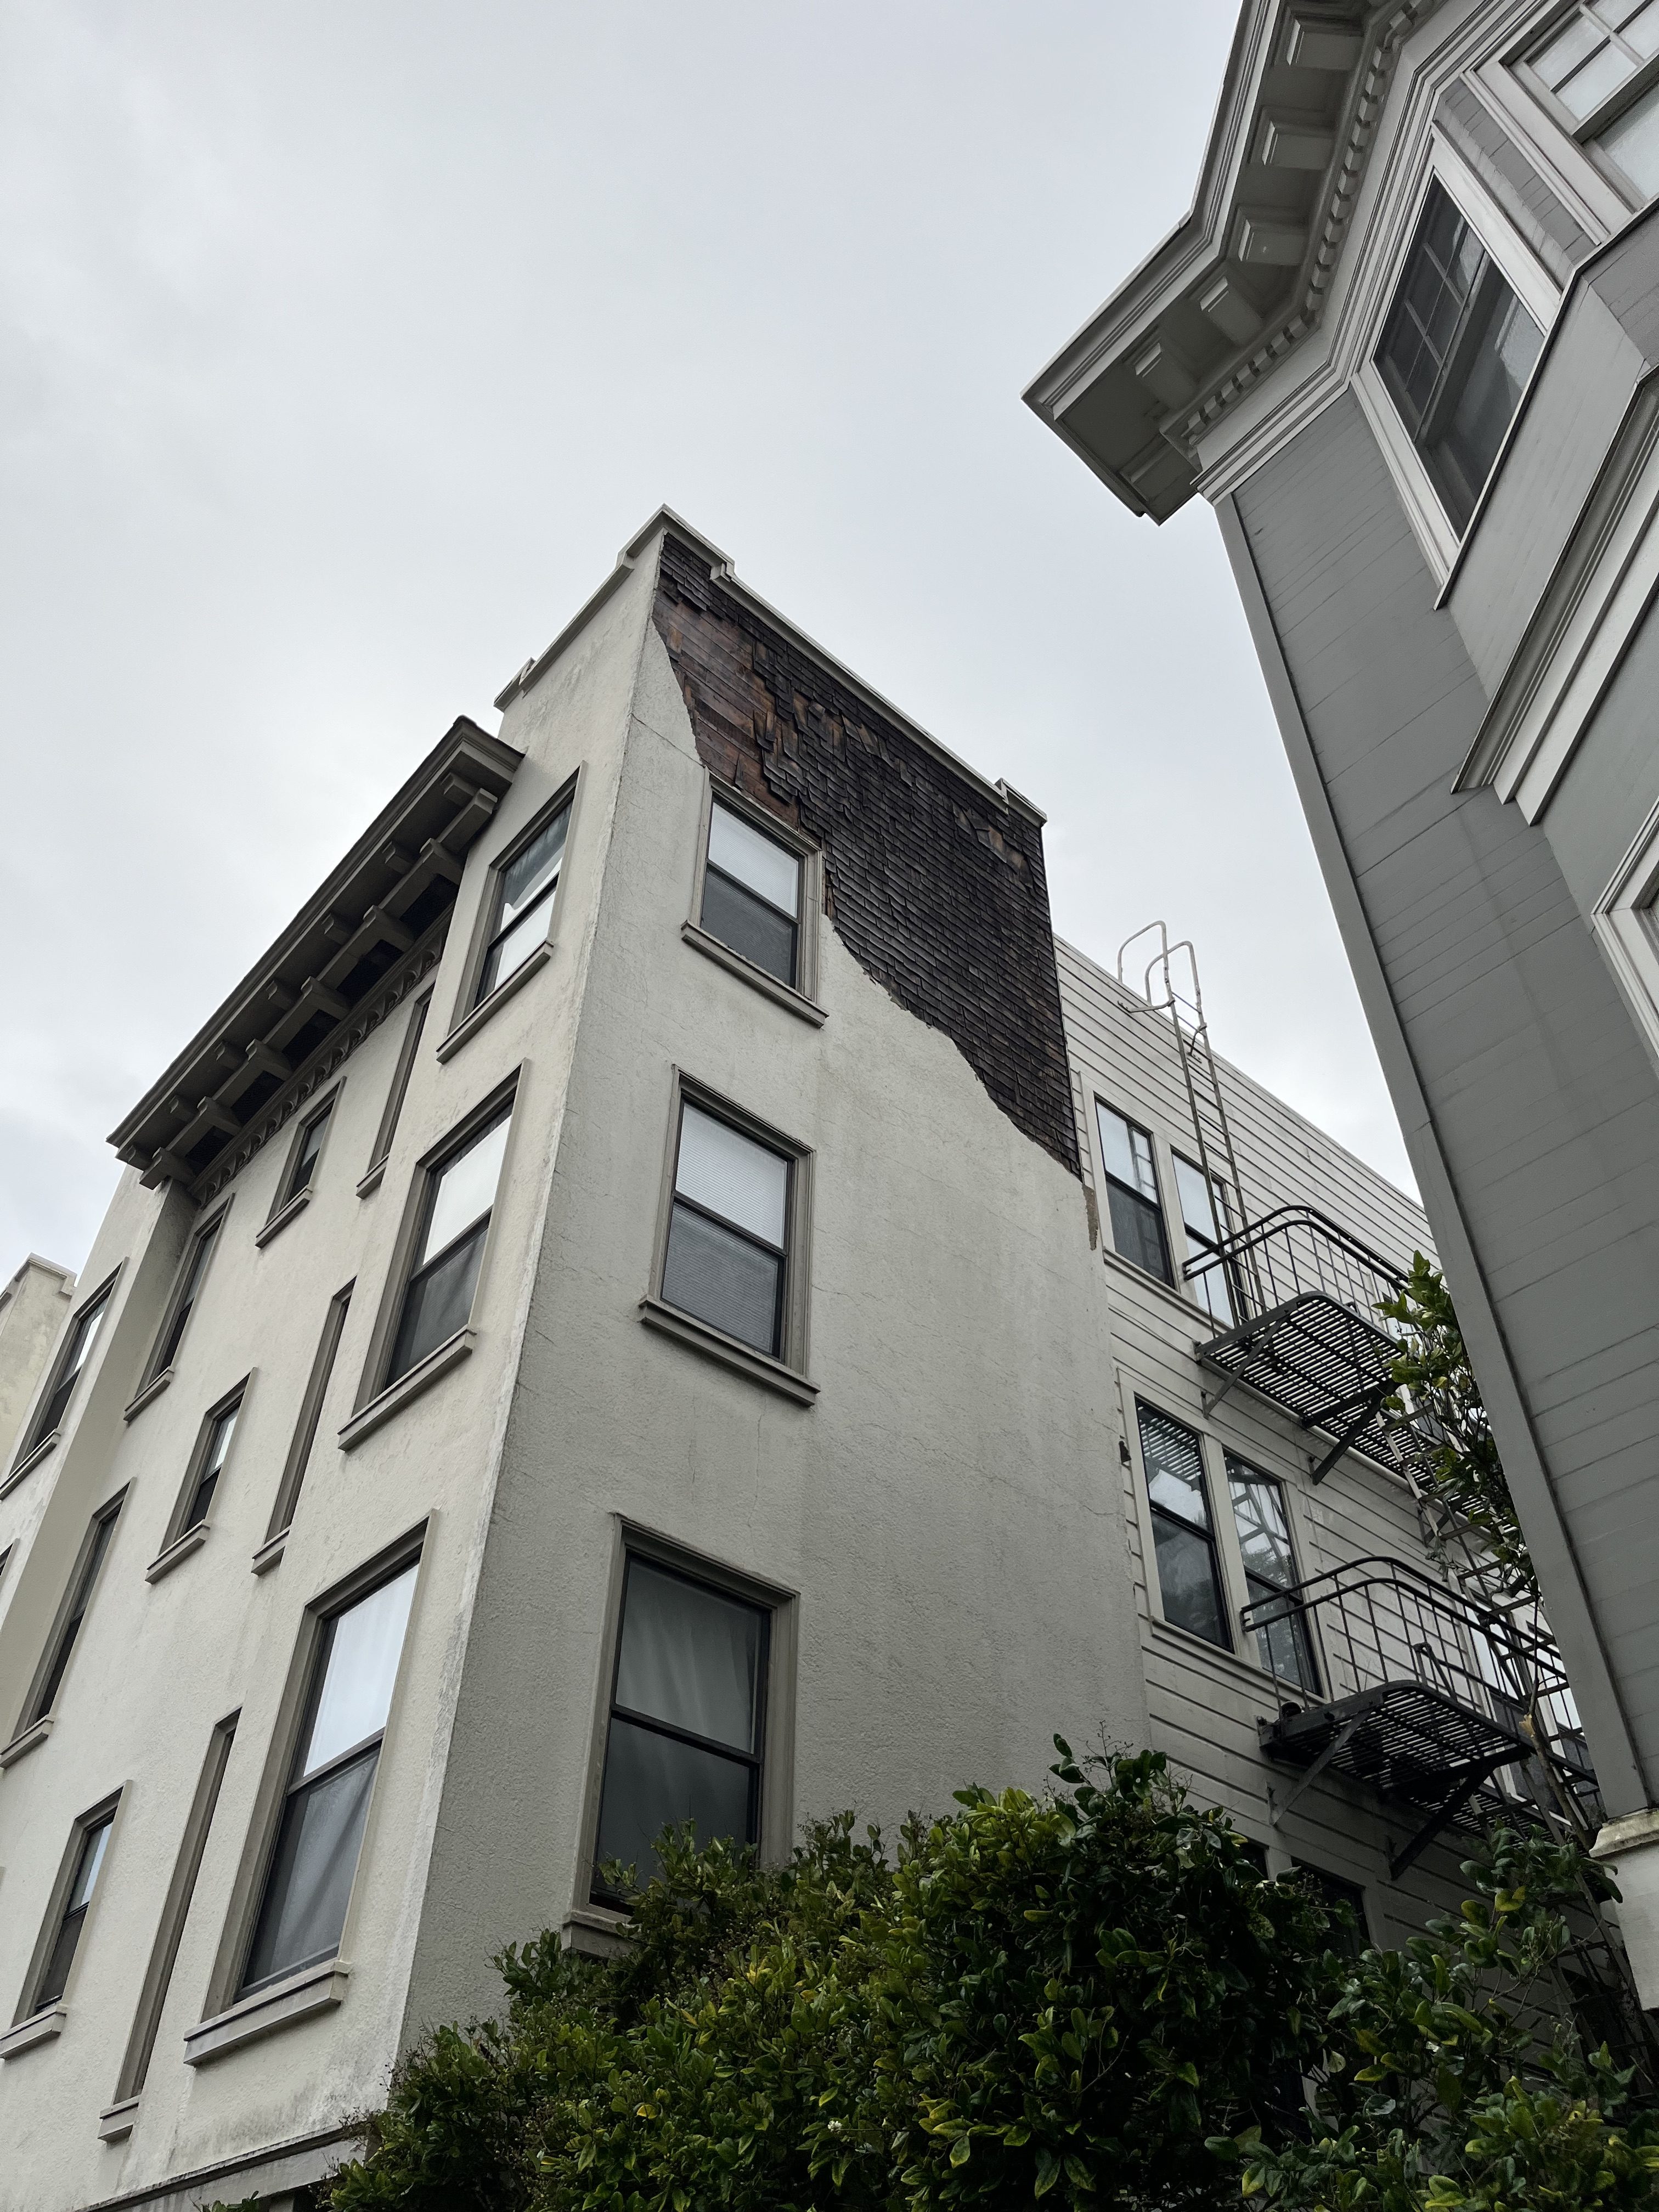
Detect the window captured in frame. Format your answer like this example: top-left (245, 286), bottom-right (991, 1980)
top-left (593, 1555), bottom-right (769, 1901)
top-left (179, 1394), bottom-right (242, 1536)
top-left (662, 1102), bottom-right (792, 1357)
top-left (1173, 1154), bottom-right (1233, 1327)
top-left (267, 1286), bottom-right (352, 1545)
top-left (362, 990), bottom-right (430, 1188)
top-left (1226, 1455), bottom-right (1319, 1692)
top-left (19, 1282), bottom-right (111, 1459)
top-left (26, 1496), bottom-right (124, 1728)
top-left (1376, 180), bottom-right (1543, 537)
top-left (386, 1104), bottom-right (511, 1384)
top-left (30, 1809), bottom-right (115, 2015)
top-left (701, 801), bottom-right (803, 988)
top-left (1522, 1), bottom-right (1659, 200)
top-left (239, 1561), bottom-right (416, 1994)
top-left (475, 799), bottom-right (569, 1006)
top-left (149, 1215), bottom-right (224, 1381)
top-left (1096, 1105), bottom-right (1173, 1284)
top-left (277, 1096), bottom-right (335, 1211)
top-left (1292, 1863), bottom-right (1369, 1960)
top-left (1137, 1402), bottom-right (1229, 1649)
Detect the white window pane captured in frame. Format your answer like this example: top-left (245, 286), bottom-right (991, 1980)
top-left (69, 1819), bottom-right (111, 1911)
top-left (1537, 14), bottom-right (1608, 90)
top-left (1601, 77), bottom-right (1659, 192)
top-left (1172, 1155), bottom-right (1219, 1241)
top-left (1624, 0), bottom-right (1659, 55)
top-left (1227, 1464), bottom-right (1296, 1587)
top-left (207, 1407), bottom-right (238, 1473)
top-left (499, 809), bottom-right (567, 928)
top-left (70, 1303), bottom-right (105, 1378)
top-left (1560, 36), bottom-right (1633, 115)
top-left (421, 1113), bottom-right (511, 1266)
top-left (615, 1561), bottom-right (763, 1752)
top-left (676, 1105), bottom-right (788, 1246)
top-left (1097, 1104), bottom-right (1158, 1201)
top-left (708, 805), bottom-right (800, 918)
top-left (301, 1564), bottom-right (417, 1776)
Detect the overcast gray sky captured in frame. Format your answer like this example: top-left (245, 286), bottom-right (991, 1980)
top-left (0, 1), bottom-right (1415, 1277)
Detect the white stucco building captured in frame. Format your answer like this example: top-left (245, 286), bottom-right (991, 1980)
top-left (0, 512), bottom-right (1589, 2211)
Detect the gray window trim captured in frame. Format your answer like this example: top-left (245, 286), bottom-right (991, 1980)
top-left (10, 1788), bottom-right (124, 2034)
top-left (682, 774), bottom-right (826, 1023)
top-left (260, 1283), bottom-right (354, 1560)
top-left (131, 1199), bottom-right (234, 1407)
top-left (1132, 1398), bottom-right (1233, 1655)
top-left (199, 1526), bottom-right (427, 2028)
top-left (358, 989), bottom-right (432, 1197)
top-left (1093, 1098), bottom-right (1175, 1286)
top-left (440, 770), bottom-right (582, 1058)
top-left (13, 1488), bottom-right (128, 1742)
top-left (150, 1375), bottom-right (253, 1574)
top-left (13, 1267), bottom-right (120, 1474)
top-left (346, 1073), bottom-right (522, 1440)
top-left (572, 1519), bottom-right (798, 1926)
top-left (257, 1084), bottom-right (344, 1246)
top-left (639, 1069), bottom-right (816, 1403)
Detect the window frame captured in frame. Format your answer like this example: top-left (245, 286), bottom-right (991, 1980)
top-left (1132, 1399), bottom-right (1233, 1654)
top-left (1352, 136), bottom-right (1560, 581)
top-left (1171, 1150), bottom-right (1235, 1328)
top-left (260, 1282), bottom-right (354, 1562)
top-left (12, 1269), bottom-right (117, 1474)
top-left (1094, 1099), bottom-right (1176, 1288)
top-left (1224, 1450), bottom-right (1323, 1696)
top-left (639, 1070), bottom-right (816, 1403)
top-left (347, 1074), bottom-right (521, 1442)
top-left (199, 1528), bottom-right (425, 2028)
top-left (15, 1489), bottom-right (128, 1740)
top-left (149, 1376), bottom-right (252, 1577)
top-left (1512, 0), bottom-right (1659, 207)
top-left (444, 773), bottom-right (580, 1048)
top-left (132, 1201), bottom-right (232, 1408)
top-left (258, 1085), bottom-right (342, 1242)
top-left (576, 1522), bottom-right (798, 1924)
top-left (684, 775), bottom-right (825, 1022)
top-left (358, 987), bottom-right (432, 1197)
top-left (12, 1791), bottom-right (123, 2032)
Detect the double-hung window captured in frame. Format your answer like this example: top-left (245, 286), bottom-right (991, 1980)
top-left (1097, 1105), bottom-right (1173, 1284)
top-left (1226, 1455), bottom-right (1319, 1692)
top-left (593, 1555), bottom-right (769, 1900)
top-left (20, 1283), bottom-right (111, 1460)
top-left (30, 1808), bottom-right (115, 2016)
top-left (1136, 1402), bottom-right (1229, 1649)
top-left (386, 1104), bottom-right (511, 1384)
top-left (700, 801), bottom-right (804, 989)
top-left (661, 1101), bottom-right (793, 1359)
top-left (1520, 2), bottom-right (1659, 202)
top-left (26, 1496), bottom-right (125, 1729)
top-left (475, 799), bottom-right (569, 1006)
top-left (149, 1216), bottom-right (224, 1382)
top-left (180, 1395), bottom-right (242, 1536)
top-left (278, 1097), bottom-right (334, 1210)
top-left (1375, 179), bottom-right (1543, 538)
top-left (1173, 1153), bottom-right (1233, 1327)
top-left (239, 1561), bottom-right (416, 1993)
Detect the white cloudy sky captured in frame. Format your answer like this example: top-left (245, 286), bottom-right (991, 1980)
top-left (0, 1), bottom-right (1415, 1277)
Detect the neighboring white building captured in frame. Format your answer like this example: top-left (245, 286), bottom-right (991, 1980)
top-left (0, 512), bottom-right (1579, 2211)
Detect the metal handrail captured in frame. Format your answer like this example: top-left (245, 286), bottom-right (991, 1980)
top-left (1183, 1204), bottom-right (1410, 1334)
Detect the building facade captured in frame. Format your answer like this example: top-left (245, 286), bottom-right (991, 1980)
top-left (0, 511), bottom-right (1556, 2210)
top-left (1029, 0), bottom-right (1659, 2006)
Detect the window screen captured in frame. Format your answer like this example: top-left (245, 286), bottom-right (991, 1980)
top-left (594, 1556), bottom-right (768, 1899)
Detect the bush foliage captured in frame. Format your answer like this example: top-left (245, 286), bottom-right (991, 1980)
top-left (316, 1747), bottom-right (1657, 2212)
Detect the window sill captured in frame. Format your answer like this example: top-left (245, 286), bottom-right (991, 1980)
top-left (0, 2006), bottom-right (65, 2060)
top-left (638, 1296), bottom-right (817, 1404)
top-left (356, 1160), bottom-right (388, 1199)
top-left (562, 1905), bottom-right (634, 1961)
top-left (251, 1529), bottom-right (289, 1576)
top-left (0, 1717), bottom-right (53, 1770)
top-left (680, 922), bottom-right (826, 1026)
top-left (184, 1959), bottom-right (351, 2066)
top-left (146, 1523), bottom-right (210, 1584)
top-left (436, 942), bottom-right (550, 1064)
top-left (1146, 1612), bottom-right (1307, 1705)
top-left (2, 1429), bottom-right (59, 1498)
top-left (1099, 1245), bottom-right (1218, 1335)
top-left (255, 1190), bottom-right (312, 1249)
top-left (97, 2094), bottom-right (140, 2141)
top-left (338, 1328), bottom-right (475, 1452)
top-left (123, 1368), bottom-right (174, 1423)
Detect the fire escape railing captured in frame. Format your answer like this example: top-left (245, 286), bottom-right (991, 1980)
top-left (1242, 1555), bottom-right (1598, 1876)
top-left (1183, 1205), bottom-right (1436, 1484)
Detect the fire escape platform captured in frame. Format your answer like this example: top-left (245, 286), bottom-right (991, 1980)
top-left (1200, 1291), bottom-right (1415, 1479)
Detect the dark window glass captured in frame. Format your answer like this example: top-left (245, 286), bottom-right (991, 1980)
top-left (387, 1110), bottom-right (511, 1383)
top-left (661, 1104), bottom-right (789, 1357)
top-left (30, 1504), bottom-right (121, 1724)
top-left (283, 1101), bottom-right (334, 1204)
top-left (25, 1289), bottom-right (110, 1455)
top-left (365, 992), bottom-right (430, 1181)
top-left (594, 1558), bottom-right (767, 1900)
top-left (154, 1221), bottom-right (222, 1378)
top-left (1292, 1863), bottom-right (1369, 1960)
top-left (1173, 1153), bottom-right (1234, 1328)
top-left (241, 1564), bottom-right (416, 1994)
top-left (1226, 1455), bottom-right (1319, 1692)
top-left (1096, 1105), bottom-right (1173, 1285)
top-left (34, 1813), bottom-right (114, 2012)
top-left (270, 1286), bottom-right (352, 1541)
top-left (1137, 1402), bottom-right (1230, 1650)
top-left (1376, 181), bottom-right (1542, 535)
top-left (476, 804), bottom-right (569, 1005)
top-left (701, 803), bottom-right (802, 986)
top-left (182, 1402), bottom-right (240, 1533)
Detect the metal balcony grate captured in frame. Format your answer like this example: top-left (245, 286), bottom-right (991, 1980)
top-left (1242, 1556), bottom-right (1596, 1876)
top-left (1184, 1206), bottom-right (1435, 1483)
